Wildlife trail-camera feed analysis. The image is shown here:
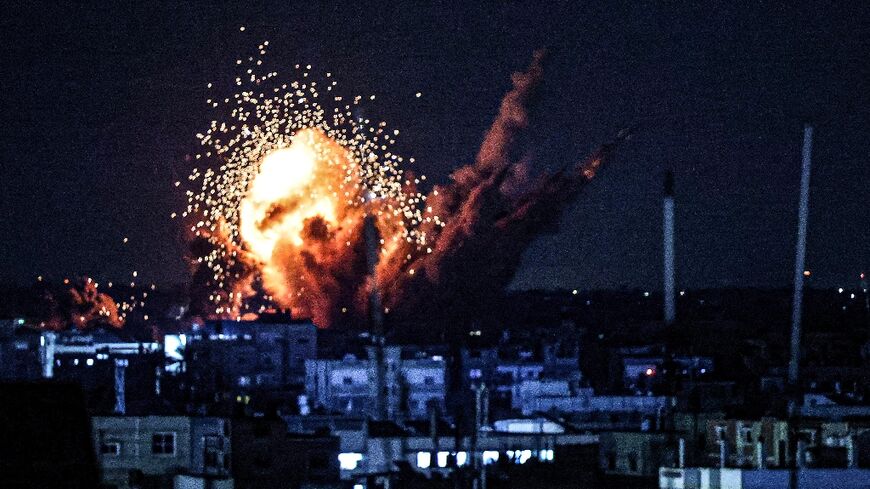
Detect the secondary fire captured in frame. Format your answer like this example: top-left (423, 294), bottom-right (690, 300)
top-left (186, 46), bottom-right (628, 335)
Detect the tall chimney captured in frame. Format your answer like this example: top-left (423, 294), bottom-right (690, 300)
top-left (663, 171), bottom-right (676, 326)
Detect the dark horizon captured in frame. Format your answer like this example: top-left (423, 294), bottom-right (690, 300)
top-left (1, 2), bottom-right (867, 291)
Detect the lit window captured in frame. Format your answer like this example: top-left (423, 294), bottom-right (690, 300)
top-left (338, 452), bottom-right (363, 471)
top-left (469, 369), bottom-right (482, 379)
top-left (152, 433), bottom-right (176, 455)
top-left (519, 450), bottom-right (532, 464)
top-left (416, 452), bottom-right (431, 469)
top-left (437, 451), bottom-right (449, 468)
top-left (100, 442), bottom-right (120, 456)
top-left (86, 358), bottom-right (94, 366)
top-left (482, 451), bottom-right (499, 465)
top-left (456, 452), bottom-right (467, 466)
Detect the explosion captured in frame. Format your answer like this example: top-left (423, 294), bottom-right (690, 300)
top-left (185, 43), bottom-right (433, 328)
top-left (34, 277), bottom-right (123, 331)
top-left (186, 45), bottom-right (628, 335)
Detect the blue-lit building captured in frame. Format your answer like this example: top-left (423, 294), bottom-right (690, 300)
top-left (178, 314), bottom-right (317, 409)
top-left (304, 345), bottom-right (446, 419)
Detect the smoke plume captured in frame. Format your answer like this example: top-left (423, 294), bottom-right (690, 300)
top-left (186, 50), bottom-right (629, 335)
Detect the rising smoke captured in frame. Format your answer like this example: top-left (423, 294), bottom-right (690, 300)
top-left (34, 277), bottom-right (123, 331)
top-left (186, 50), bottom-right (629, 337)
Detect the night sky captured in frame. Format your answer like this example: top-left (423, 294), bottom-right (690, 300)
top-left (1, 2), bottom-right (867, 291)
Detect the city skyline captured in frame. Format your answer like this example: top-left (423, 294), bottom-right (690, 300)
top-left (1, 2), bottom-right (867, 291)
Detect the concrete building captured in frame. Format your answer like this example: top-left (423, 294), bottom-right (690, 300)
top-left (600, 431), bottom-right (679, 477)
top-left (801, 393), bottom-right (870, 420)
top-left (92, 416), bottom-right (231, 489)
top-left (231, 417), bottom-right (340, 489)
top-left (279, 414), bottom-right (594, 483)
top-left (305, 346), bottom-right (446, 419)
top-left (512, 377), bottom-right (674, 423)
top-left (40, 329), bottom-right (162, 414)
top-left (185, 316), bottom-right (316, 387)
top-left (0, 320), bottom-right (42, 380)
top-left (659, 467), bottom-right (870, 489)
top-left (704, 418), bottom-right (790, 469)
top-left (622, 355), bottom-right (714, 394)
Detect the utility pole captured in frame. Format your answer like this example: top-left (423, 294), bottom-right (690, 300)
top-left (788, 125), bottom-right (813, 489)
top-left (788, 125), bottom-right (813, 403)
top-left (663, 171), bottom-right (676, 326)
top-left (364, 215), bottom-right (388, 420)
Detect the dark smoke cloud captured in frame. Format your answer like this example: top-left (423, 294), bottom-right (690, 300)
top-left (187, 51), bottom-right (629, 335)
top-left (379, 50), bottom-right (630, 340)
top-left (34, 277), bottom-right (123, 330)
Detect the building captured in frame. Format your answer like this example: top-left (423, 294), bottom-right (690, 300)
top-left (704, 418), bottom-right (790, 468)
top-left (91, 415), bottom-right (231, 489)
top-left (801, 393), bottom-right (870, 420)
top-left (622, 354), bottom-right (714, 394)
top-left (41, 329), bottom-right (162, 414)
top-left (305, 345), bottom-right (446, 419)
top-left (659, 467), bottom-right (870, 489)
top-left (231, 417), bottom-right (340, 489)
top-left (600, 430), bottom-right (679, 477)
top-left (179, 315), bottom-right (317, 411)
top-left (512, 377), bottom-right (674, 423)
top-left (0, 319), bottom-right (42, 380)
top-left (279, 414), bottom-right (594, 483)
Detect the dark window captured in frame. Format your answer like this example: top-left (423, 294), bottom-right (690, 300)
top-left (254, 454), bottom-right (271, 469)
top-left (205, 450), bottom-right (221, 468)
top-left (309, 454), bottom-right (329, 469)
top-left (100, 442), bottom-right (120, 456)
top-left (424, 376), bottom-right (434, 385)
top-left (296, 338), bottom-right (309, 344)
top-left (628, 453), bottom-right (638, 472)
top-left (152, 433), bottom-right (175, 455)
top-left (607, 453), bottom-right (616, 470)
top-left (253, 422), bottom-right (271, 438)
top-left (744, 430), bottom-right (753, 443)
top-left (343, 377), bottom-right (353, 385)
